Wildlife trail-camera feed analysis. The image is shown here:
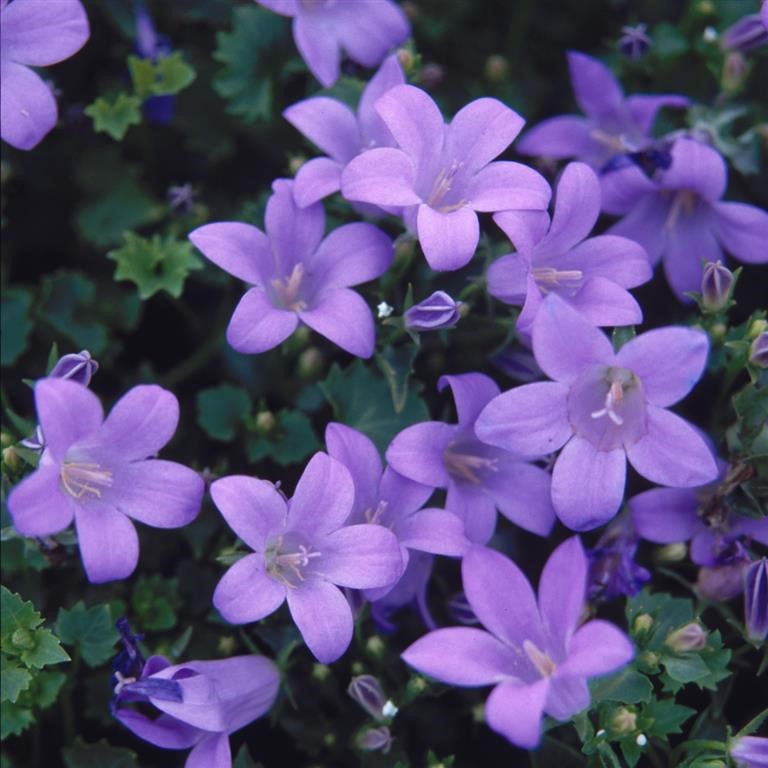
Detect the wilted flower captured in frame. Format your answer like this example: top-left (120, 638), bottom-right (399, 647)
top-left (701, 260), bottom-right (735, 312)
top-left (744, 558), bottom-right (768, 643)
top-left (8, 379), bottom-right (204, 582)
top-left (618, 24), bottom-right (651, 59)
top-left (0, 0), bottom-right (90, 150)
top-left (404, 290), bottom-right (462, 331)
top-left (402, 538), bottom-right (634, 749)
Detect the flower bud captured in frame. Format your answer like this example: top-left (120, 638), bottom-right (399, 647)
top-left (297, 347), bottom-right (324, 379)
top-left (656, 542), bottom-right (688, 562)
top-left (730, 735), bottom-right (768, 768)
top-left (404, 291), bottom-right (461, 332)
top-left (2, 446), bottom-right (19, 471)
top-left (618, 24), bottom-right (651, 59)
top-left (722, 52), bottom-right (749, 93)
top-left (701, 261), bottom-right (735, 312)
top-left (666, 622), bottom-right (708, 651)
top-left (633, 613), bottom-right (654, 634)
top-left (49, 350), bottom-right (98, 386)
top-left (357, 726), bottom-right (393, 753)
top-left (749, 332), bottom-right (768, 368)
top-left (348, 675), bottom-right (388, 720)
top-left (610, 707), bottom-right (638, 735)
top-left (744, 557), bottom-right (768, 643)
top-left (255, 411), bottom-right (276, 435)
top-left (484, 54), bottom-right (509, 82)
top-left (416, 62), bottom-right (444, 89)
top-left (721, 13), bottom-right (768, 53)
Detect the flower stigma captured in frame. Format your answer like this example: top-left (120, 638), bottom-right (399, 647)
top-left (60, 462), bottom-right (114, 499)
top-left (272, 263), bottom-right (308, 311)
top-left (265, 533), bottom-right (322, 588)
top-left (444, 443), bottom-right (498, 484)
top-left (591, 367), bottom-right (636, 426)
top-left (532, 267), bottom-right (584, 294)
top-left (523, 639), bottom-right (557, 678)
top-left (426, 160), bottom-right (466, 212)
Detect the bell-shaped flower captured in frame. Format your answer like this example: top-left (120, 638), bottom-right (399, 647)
top-left (404, 290), bottom-right (462, 331)
top-left (386, 373), bottom-right (556, 544)
top-left (516, 51), bottom-right (688, 170)
top-left (284, 54), bottom-right (405, 208)
top-left (211, 452), bottom-right (403, 663)
top-left (1, 0), bottom-right (90, 150)
top-left (488, 162), bottom-right (651, 337)
top-left (476, 295), bottom-right (718, 530)
top-left (603, 137), bottom-right (768, 300)
top-left (341, 85), bottom-right (550, 271)
top-left (255, 0), bottom-right (409, 87)
top-left (115, 653), bottom-right (279, 768)
top-left (189, 179), bottom-right (393, 358)
top-left (8, 378), bottom-right (204, 582)
top-left (402, 538), bottom-right (634, 749)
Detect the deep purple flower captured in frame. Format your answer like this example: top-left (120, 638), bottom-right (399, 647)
top-left (603, 137), bottom-right (768, 300)
top-left (211, 452), bottom-right (403, 663)
top-left (386, 373), bottom-right (556, 544)
top-left (341, 85), bottom-right (551, 271)
top-left (587, 517), bottom-right (650, 601)
top-left (255, 0), bottom-right (409, 87)
top-left (0, 0), bottom-right (89, 150)
top-left (721, 12), bottom-right (768, 53)
top-left (744, 558), bottom-right (768, 643)
top-left (618, 24), bottom-right (651, 59)
top-left (697, 540), bottom-right (754, 600)
top-left (189, 179), bottom-right (393, 358)
top-left (476, 295), bottom-right (718, 530)
top-left (134, 2), bottom-right (174, 124)
top-left (516, 51), bottom-right (688, 170)
top-left (402, 538), bottom-right (634, 749)
top-left (487, 162), bottom-right (651, 337)
top-left (115, 653), bottom-right (279, 768)
top-left (404, 290), bottom-right (462, 331)
top-left (8, 378), bottom-right (204, 582)
top-left (284, 53), bottom-right (405, 208)
top-left (731, 735), bottom-right (768, 768)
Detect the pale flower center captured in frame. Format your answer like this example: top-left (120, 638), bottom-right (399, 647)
top-left (665, 190), bottom-right (698, 231)
top-left (271, 263), bottom-right (308, 311)
top-left (532, 267), bottom-right (584, 295)
top-left (265, 533), bottom-right (321, 588)
top-left (364, 500), bottom-right (389, 525)
top-left (523, 639), bottom-right (557, 678)
top-left (426, 160), bottom-right (466, 212)
top-left (60, 461), bottom-right (113, 499)
top-left (444, 442), bottom-right (499, 485)
top-left (591, 378), bottom-right (626, 426)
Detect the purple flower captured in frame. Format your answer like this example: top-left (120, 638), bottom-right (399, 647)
top-left (0, 0), bottom-right (89, 150)
top-left (751, 332), bottom-right (768, 368)
top-left (516, 51), bottom-right (688, 170)
top-left (731, 735), bottom-right (768, 768)
top-left (721, 12), bottom-right (768, 53)
top-left (402, 538), bottom-right (634, 749)
top-left (697, 541), bottom-right (754, 600)
top-left (134, 2), bottom-right (175, 124)
top-left (211, 452), bottom-right (403, 663)
top-left (284, 53), bottom-right (405, 208)
top-left (49, 349), bottom-right (98, 385)
top-left (115, 653), bottom-right (279, 768)
top-left (700, 260), bottom-right (735, 312)
top-left (618, 24), bottom-right (651, 59)
top-left (189, 179), bottom-right (393, 358)
top-left (476, 295), bottom-right (718, 531)
top-left (587, 517), bottom-right (650, 601)
top-left (341, 85), bottom-right (551, 271)
top-left (386, 373), bottom-right (556, 544)
top-left (404, 290), bottom-right (462, 331)
top-left (744, 558), bottom-right (768, 643)
top-left (487, 162), bottom-right (651, 337)
top-left (603, 137), bottom-right (768, 300)
top-left (255, 0), bottom-right (409, 87)
top-left (8, 378), bottom-right (204, 582)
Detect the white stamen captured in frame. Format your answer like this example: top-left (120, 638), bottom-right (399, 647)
top-left (272, 263), bottom-right (307, 311)
top-left (427, 160), bottom-right (465, 211)
top-left (60, 462), bottom-right (113, 499)
top-left (266, 535), bottom-right (322, 588)
top-left (532, 267), bottom-right (584, 293)
top-left (523, 639), bottom-right (557, 677)
top-left (443, 446), bottom-right (498, 484)
top-left (591, 379), bottom-right (625, 426)
top-left (365, 500), bottom-right (388, 525)
top-left (113, 671), bottom-right (136, 695)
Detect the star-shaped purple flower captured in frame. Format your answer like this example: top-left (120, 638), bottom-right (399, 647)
top-left (1, 0), bottom-right (89, 150)
top-left (255, 0), bottom-right (409, 87)
top-left (516, 50), bottom-right (688, 170)
top-left (476, 295), bottom-right (718, 531)
top-left (386, 373), bottom-right (556, 544)
top-left (341, 85), bottom-right (551, 271)
top-left (8, 378), bottom-right (204, 583)
top-left (189, 179), bottom-right (393, 358)
top-left (402, 538), bottom-right (634, 749)
top-left (115, 653), bottom-right (279, 768)
top-left (487, 162), bottom-right (651, 337)
top-left (284, 53), bottom-right (405, 208)
top-left (603, 137), bottom-right (768, 300)
top-left (211, 452), bottom-right (403, 663)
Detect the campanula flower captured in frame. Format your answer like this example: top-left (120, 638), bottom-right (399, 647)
top-left (255, 0), bottom-right (409, 87)
top-left (730, 735), bottom-right (768, 768)
top-left (212, 452), bottom-right (403, 663)
top-left (587, 516), bottom-right (650, 601)
top-left (402, 538), bottom-right (634, 749)
top-left (476, 295), bottom-right (718, 530)
top-left (342, 85), bottom-right (550, 271)
top-left (8, 378), bottom-right (204, 582)
top-left (403, 290), bottom-right (462, 331)
top-left (618, 24), bottom-right (651, 59)
top-left (134, 1), bottom-right (174, 124)
top-left (1, 0), bottom-right (89, 150)
top-left (189, 179), bottom-right (393, 358)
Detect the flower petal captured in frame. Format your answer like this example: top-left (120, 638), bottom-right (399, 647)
top-left (468, 161), bottom-right (551, 213)
top-left (544, 676), bottom-right (590, 721)
top-left (74, 502), bottom-right (139, 583)
top-left (560, 234), bottom-right (652, 288)
top-left (629, 487), bottom-right (701, 543)
top-left (299, 287), bottom-right (375, 358)
top-left (292, 157), bottom-right (343, 207)
top-left (558, 619), bottom-right (634, 677)
top-left (660, 138), bottom-right (727, 202)
top-left (325, 423), bottom-right (382, 512)
top-left (493, 210), bottom-right (551, 253)
top-left (417, 204), bottom-right (479, 272)
top-left (265, 178), bottom-right (325, 266)
top-left (357, 54), bottom-right (405, 139)
top-left (626, 94), bottom-right (690, 136)
top-left (288, 452), bottom-right (354, 535)
top-left (711, 201), bottom-right (768, 265)
top-left (516, 115), bottom-right (595, 160)
top-left (538, 537), bottom-right (586, 648)
top-left (567, 276), bottom-right (643, 327)
top-left (438, 373), bottom-right (500, 428)
top-left (475, 382), bottom-right (572, 457)
top-left (293, 15), bottom-right (340, 87)
top-left (0, 60), bottom-right (57, 151)
top-left (626, 407), bottom-right (718, 487)
top-left (186, 733), bottom-right (231, 768)
top-left (446, 481), bottom-right (497, 545)
top-left (318, 524), bottom-right (402, 588)
top-left (567, 51), bottom-right (625, 122)
top-left (210, 475), bottom-right (287, 551)
top-left (402, 627), bottom-right (519, 686)
top-left (606, 193), bottom-right (669, 265)
top-left (487, 253), bottom-right (530, 304)
top-left (599, 164), bottom-right (659, 216)
top-left (340, 147), bottom-right (421, 206)
top-left (664, 208), bottom-right (722, 300)
top-left (8, 464), bottom-right (76, 537)
top-left (287, 578), bottom-right (353, 663)
top-left (188, 222), bottom-right (271, 286)
top-left (385, 421), bottom-right (455, 488)
top-left (115, 710), bottom-right (201, 749)
top-left (212, 553), bottom-right (286, 624)
top-left (485, 678), bottom-right (549, 750)
top-left (333, 1), bottom-right (409, 67)
top-left (396, 508), bottom-right (469, 556)
top-left (226, 287), bottom-right (298, 354)
top-left (617, 327), bottom-right (709, 407)
top-left (552, 437), bottom-right (626, 531)
top-left (35, 378), bottom-right (103, 463)
top-left (283, 97), bottom-right (359, 161)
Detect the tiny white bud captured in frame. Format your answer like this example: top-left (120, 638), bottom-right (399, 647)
top-left (377, 301), bottom-right (394, 319)
top-left (703, 26), bottom-right (718, 42)
top-left (382, 700), bottom-right (399, 718)
top-left (596, 729), bottom-right (606, 738)
top-left (636, 733), bottom-right (648, 747)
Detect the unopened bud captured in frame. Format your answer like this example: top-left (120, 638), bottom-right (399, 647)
top-left (255, 411), bottom-right (276, 435)
top-left (720, 13), bottom-right (768, 53)
top-left (638, 651), bottom-right (660, 672)
top-left (749, 332), bottom-right (768, 368)
top-left (298, 347), bottom-right (324, 379)
top-left (1, 432), bottom-right (15, 447)
top-left (217, 636), bottom-right (236, 655)
top-left (366, 635), bottom-right (385, 657)
top-left (11, 628), bottom-right (35, 650)
top-left (636, 734), bottom-right (648, 747)
top-left (416, 62), bottom-right (444, 89)
top-left (357, 725), bottom-right (392, 753)
top-left (404, 291), bottom-right (461, 332)
top-left (722, 52), bottom-right (749, 92)
top-left (610, 707), bottom-right (638, 735)
top-left (288, 154), bottom-right (306, 176)
top-left (484, 54), bottom-right (509, 82)
top-left (744, 557), bottom-right (768, 643)
top-left (396, 48), bottom-right (415, 72)
top-left (312, 664), bottom-right (330, 682)
top-left (698, 558), bottom-right (751, 600)
top-left (618, 23), bottom-right (651, 59)
top-left (656, 542), bottom-right (688, 562)
top-left (633, 613), bottom-right (654, 634)
top-left (348, 675), bottom-right (388, 721)
top-left (2, 446), bottom-right (19, 470)
top-left (49, 350), bottom-right (98, 386)
top-left (666, 622), bottom-right (708, 651)
top-left (701, 261), bottom-right (734, 312)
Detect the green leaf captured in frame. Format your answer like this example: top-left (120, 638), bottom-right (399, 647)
top-left (0, 289), bottom-right (33, 366)
top-left (0, 587), bottom-right (43, 650)
top-left (375, 345), bottom-right (419, 414)
top-left (611, 326), bottom-right (636, 353)
top-left (108, 232), bottom-right (203, 300)
top-left (733, 384), bottom-right (768, 451)
top-left (589, 667), bottom-right (654, 704)
top-left (233, 745), bottom-right (260, 768)
top-left (0, 700), bottom-right (34, 740)
top-left (0, 658), bottom-right (31, 704)
top-left (62, 738), bottom-right (139, 768)
top-left (246, 409), bottom-right (320, 466)
top-left (55, 603), bottom-right (119, 668)
top-left (643, 698), bottom-right (696, 738)
top-left (84, 93), bottom-right (142, 140)
top-left (131, 575), bottom-right (179, 632)
top-left (662, 654), bottom-right (710, 684)
top-left (26, 669), bottom-right (66, 710)
top-left (652, 22), bottom-right (689, 58)
top-left (197, 384), bottom-right (252, 441)
top-left (126, 56), bottom-right (156, 100)
top-left (320, 360), bottom-right (429, 454)
top-left (128, 52), bottom-right (196, 99)
top-left (20, 629), bottom-right (70, 669)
